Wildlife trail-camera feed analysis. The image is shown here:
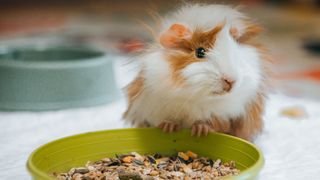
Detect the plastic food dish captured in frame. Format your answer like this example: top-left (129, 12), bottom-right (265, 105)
top-left (0, 46), bottom-right (119, 111)
top-left (27, 128), bottom-right (264, 180)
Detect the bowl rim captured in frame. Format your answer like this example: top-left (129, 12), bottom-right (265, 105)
top-left (0, 45), bottom-right (109, 69)
top-left (27, 128), bottom-right (264, 180)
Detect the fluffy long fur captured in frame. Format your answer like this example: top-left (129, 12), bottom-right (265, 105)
top-left (123, 4), bottom-right (270, 141)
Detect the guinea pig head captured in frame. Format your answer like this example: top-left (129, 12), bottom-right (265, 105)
top-left (160, 22), bottom-right (262, 97)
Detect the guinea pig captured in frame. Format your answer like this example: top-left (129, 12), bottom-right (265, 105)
top-left (123, 4), bottom-right (271, 141)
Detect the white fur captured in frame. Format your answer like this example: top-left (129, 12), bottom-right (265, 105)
top-left (163, 4), bottom-right (248, 37)
top-left (125, 4), bottom-right (263, 127)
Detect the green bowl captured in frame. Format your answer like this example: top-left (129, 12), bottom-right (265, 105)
top-left (27, 128), bottom-right (264, 180)
top-left (0, 46), bottom-right (119, 111)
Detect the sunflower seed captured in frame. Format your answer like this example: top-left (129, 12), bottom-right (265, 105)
top-left (74, 167), bottom-right (89, 174)
top-left (118, 171), bottom-right (142, 180)
top-left (147, 155), bottom-right (156, 164)
top-left (133, 159), bottom-right (144, 166)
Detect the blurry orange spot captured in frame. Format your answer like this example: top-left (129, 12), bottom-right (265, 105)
top-left (230, 27), bottom-right (239, 39)
top-left (276, 70), bottom-right (320, 82)
top-left (118, 39), bottom-right (145, 53)
top-left (0, 15), bottom-right (65, 37)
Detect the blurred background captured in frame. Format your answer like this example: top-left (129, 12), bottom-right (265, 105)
top-left (0, 0), bottom-right (319, 99)
top-left (0, 1), bottom-right (320, 179)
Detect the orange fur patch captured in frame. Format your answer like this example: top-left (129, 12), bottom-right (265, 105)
top-left (231, 21), bottom-right (263, 43)
top-left (123, 71), bottom-right (144, 120)
top-left (180, 25), bottom-right (223, 51)
top-left (208, 117), bottom-right (231, 133)
top-left (165, 25), bottom-right (224, 85)
top-left (166, 53), bottom-right (203, 85)
top-left (207, 92), bottom-right (265, 141)
top-left (230, 93), bottom-right (265, 141)
top-left (230, 27), bottom-right (239, 40)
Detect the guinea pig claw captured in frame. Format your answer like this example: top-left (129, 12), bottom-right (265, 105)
top-left (191, 121), bottom-right (212, 137)
top-left (158, 121), bottom-right (180, 133)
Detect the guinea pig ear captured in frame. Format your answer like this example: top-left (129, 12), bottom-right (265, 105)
top-left (159, 23), bottom-right (191, 49)
top-left (230, 22), bottom-right (262, 43)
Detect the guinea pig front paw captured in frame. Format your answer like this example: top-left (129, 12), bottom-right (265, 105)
top-left (191, 121), bottom-right (214, 137)
top-left (158, 121), bottom-right (181, 133)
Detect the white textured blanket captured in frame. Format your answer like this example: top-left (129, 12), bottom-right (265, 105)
top-left (0, 58), bottom-right (319, 180)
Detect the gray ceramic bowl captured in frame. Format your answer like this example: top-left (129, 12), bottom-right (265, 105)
top-left (0, 46), bottom-right (119, 111)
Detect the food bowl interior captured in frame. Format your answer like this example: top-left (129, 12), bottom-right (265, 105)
top-left (27, 128), bottom-right (264, 180)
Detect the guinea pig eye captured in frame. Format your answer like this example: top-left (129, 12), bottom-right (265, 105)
top-left (195, 47), bottom-right (206, 58)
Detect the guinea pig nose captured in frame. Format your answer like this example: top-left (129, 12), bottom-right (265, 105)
top-left (221, 77), bottom-right (234, 92)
